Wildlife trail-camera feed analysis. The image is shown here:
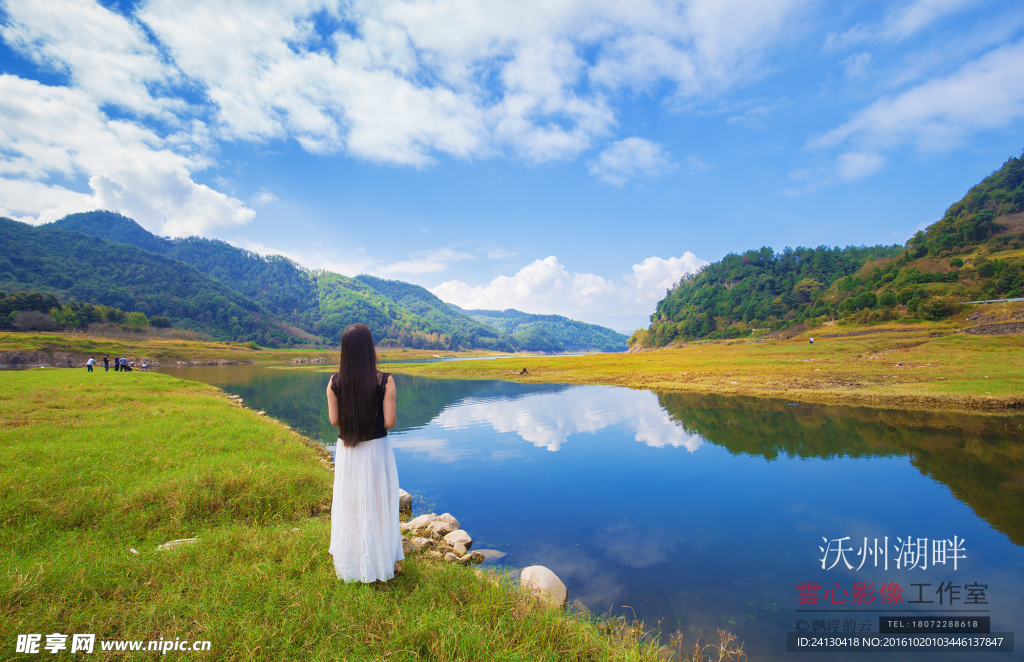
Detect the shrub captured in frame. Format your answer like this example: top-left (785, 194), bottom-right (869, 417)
top-left (124, 311), bottom-right (148, 329)
top-left (921, 296), bottom-right (961, 321)
top-left (949, 257), bottom-right (964, 268)
top-left (13, 311), bottom-right (56, 332)
top-left (879, 290), bottom-right (898, 308)
top-left (149, 316), bottom-right (171, 328)
top-left (854, 291), bottom-right (877, 310)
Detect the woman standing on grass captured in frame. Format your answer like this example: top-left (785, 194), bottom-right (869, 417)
top-left (326, 323), bottom-right (403, 582)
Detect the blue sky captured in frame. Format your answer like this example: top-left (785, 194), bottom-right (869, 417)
top-left (1, 0), bottom-right (1023, 332)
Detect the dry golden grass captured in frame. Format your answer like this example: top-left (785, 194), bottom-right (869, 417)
top-left (385, 314), bottom-right (1024, 415)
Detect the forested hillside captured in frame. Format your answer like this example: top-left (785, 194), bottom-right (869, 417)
top-left (452, 306), bottom-right (628, 352)
top-left (54, 212), bottom-right (320, 330)
top-left (48, 211), bottom-right (512, 349)
top-left (354, 276), bottom-right (514, 351)
top-left (8, 211), bottom-right (613, 350)
top-left (639, 151), bottom-right (1024, 347)
top-left (0, 218), bottom-right (298, 345)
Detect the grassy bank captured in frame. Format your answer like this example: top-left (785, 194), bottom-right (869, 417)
top-left (0, 332), bottom-right (499, 367)
top-left (0, 369), bottom-right (693, 661)
top-left (383, 319), bottom-right (1024, 414)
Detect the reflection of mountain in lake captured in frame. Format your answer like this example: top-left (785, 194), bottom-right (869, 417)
top-left (158, 365), bottom-right (1024, 548)
top-left (394, 375), bottom-right (571, 433)
top-left (159, 365), bottom-right (573, 443)
top-left (656, 391), bottom-right (1024, 546)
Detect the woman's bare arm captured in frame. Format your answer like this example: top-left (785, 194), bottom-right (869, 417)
top-left (382, 375), bottom-right (397, 430)
top-left (326, 377), bottom-right (340, 427)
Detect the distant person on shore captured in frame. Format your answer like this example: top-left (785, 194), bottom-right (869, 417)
top-left (86, 357), bottom-right (95, 372)
top-left (103, 355), bottom-right (109, 371)
top-left (326, 322), bottom-right (402, 583)
top-left (120, 357), bottom-right (128, 372)
top-left (809, 337), bottom-right (814, 345)
top-left (113, 356), bottom-right (119, 372)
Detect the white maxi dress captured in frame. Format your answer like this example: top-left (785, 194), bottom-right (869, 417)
top-left (328, 373), bottom-right (405, 582)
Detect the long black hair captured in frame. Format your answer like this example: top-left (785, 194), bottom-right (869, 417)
top-left (334, 323), bottom-right (379, 446)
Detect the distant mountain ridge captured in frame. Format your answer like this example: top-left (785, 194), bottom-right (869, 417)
top-left (2, 210), bottom-right (627, 351)
top-left (451, 305), bottom-right (629, 352)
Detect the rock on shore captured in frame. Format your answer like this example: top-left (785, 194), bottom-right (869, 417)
top-left (520, 565), bottom-right (568, 608)
top-left (399, 504), bottom-right (569, 609)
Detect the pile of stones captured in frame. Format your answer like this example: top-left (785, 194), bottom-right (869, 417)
top-left (400, 512), bottom-right (485, 565)
top-left (397, 491), bottom-right (568, 608)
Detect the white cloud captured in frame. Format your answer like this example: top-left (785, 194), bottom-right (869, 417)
top-left (59, 0), bottom-right (808, 167)
top-left (840, 52), bottom-right (872, 78)
top-left (252, 189), bottom-right (278, 204)
top-left (431, 252), bottom-right (706, 318)
top-left (587, 137), bottom-right (677, 185)
top-left (628, 254), bottom-right (708, 300)
top-left (835, 151), bottom-right (885, 180)
top-left (375, 248), bottom-right (474, 276)
top-left (882, 0), bottom-right (976, 39)
top-left (0, 75), bottom-right (254, 234)
top-left (1, 0), bottom-right (183, 119)
top-left (0, 178), bottom-right (95, 226)
top-left (812, 40), bottom-right (1024, 154)
top-left (433, 387), bottom-right (704, 452)
top-left (825, 0), bottom-right (975, 48)
top-left (0, 0), bottom-right (812, 228)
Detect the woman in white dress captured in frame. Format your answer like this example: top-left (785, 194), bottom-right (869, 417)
top-left (326, 323), bottom-right (403, 582)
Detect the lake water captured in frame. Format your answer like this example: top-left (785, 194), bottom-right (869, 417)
top-left (158, 364), bottom-right (1024, 660)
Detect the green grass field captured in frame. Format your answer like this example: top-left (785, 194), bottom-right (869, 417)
top-left (1, 369), bottom-right (720, 661)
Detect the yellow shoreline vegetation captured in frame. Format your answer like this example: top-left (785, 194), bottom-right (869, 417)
top-left (383, 315), bottom-right (1024, 415)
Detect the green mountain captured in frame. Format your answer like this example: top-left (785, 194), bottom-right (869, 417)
top-left (451, 306), bottom-right (628, 352)
top-left (8, 211), bottom-right (518, 349)
top-left (0, 217), bottom-right (298, 345)
top-left (639, 151), bottom-right (1024, 347)
top-left (908, 153), bottom-right (1024, 256)
top-left (310, 272), bottom-right (513, 351)
top-left (352, 276), bottom-right (514, 351)
top-left (54, 211), bottom-right (320, 331)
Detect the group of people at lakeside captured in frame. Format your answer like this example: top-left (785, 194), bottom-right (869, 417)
top-left (85, 356), bottom-right (145, 372)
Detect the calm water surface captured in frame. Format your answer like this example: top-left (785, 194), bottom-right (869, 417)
top-left (158, 364), bottom-right (1024, 661)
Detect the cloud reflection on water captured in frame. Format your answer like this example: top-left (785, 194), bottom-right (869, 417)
top-left (427, 386), bottom-right (704, 453)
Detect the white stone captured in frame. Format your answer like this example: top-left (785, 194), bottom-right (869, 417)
top-left (427, 521), bottom-right (455, 537)
top-left (437, 512), bottom-right (460, 530)
top-left (444, 529), bottom-right (472, 548)
top-left (444, 552), bottom-right (460, 563)
top-left (156, 538), bottom-right (198, 552)
top-left (452, 542), bottom-right (468, 556)
top-left (520, 565), bottom-right (567, 608)
top-left (474, 549), bottom-right (507, 562)
top-left (406, 513), bottom-right (438, 529)
top-left (410, 537), bottom-right (433, 551)
top-left (398, 489), bottom-right (413, 512)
